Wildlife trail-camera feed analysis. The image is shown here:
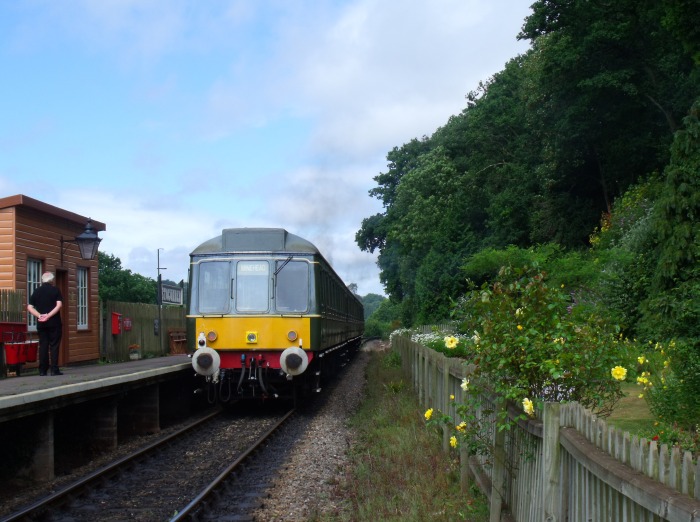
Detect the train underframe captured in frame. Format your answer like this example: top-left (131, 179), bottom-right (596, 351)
top-left (198, 337), bottom-right (361, 404)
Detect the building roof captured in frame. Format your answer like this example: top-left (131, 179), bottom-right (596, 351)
top-left (0, 194), bottom-right (106, 231)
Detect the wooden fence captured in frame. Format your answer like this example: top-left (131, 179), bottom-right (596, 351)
top-left (393, 334), bottom-right (700, 522)
top-left (101, 301), bottom-right (186, 362)
top-left (0, 289), bottom-right (25, 322)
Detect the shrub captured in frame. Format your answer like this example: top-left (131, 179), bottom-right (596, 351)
top-left (451, 265), bottom-right (630, 417)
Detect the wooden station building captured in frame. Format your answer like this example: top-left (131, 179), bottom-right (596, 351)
top-left (0, 194), bottom-right (105, 368)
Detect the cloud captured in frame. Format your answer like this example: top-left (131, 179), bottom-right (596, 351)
top-left (1, 0), bottom-right (533, 299)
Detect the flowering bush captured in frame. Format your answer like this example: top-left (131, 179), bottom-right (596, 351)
top-left (635, 339), bottom-right (700, 432)
top-left (447, 266), bottom-right (631, 418)
top-left (415, 266), bottom-right (641, 459)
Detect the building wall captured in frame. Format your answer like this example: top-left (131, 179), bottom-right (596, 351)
top-left (0, 209), bottom-right (17, 289)
top-left (14, 207), bottom-right (101, 365)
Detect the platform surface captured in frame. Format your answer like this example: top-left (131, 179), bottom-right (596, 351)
top-left (0, 355), bottom-right (192, 411)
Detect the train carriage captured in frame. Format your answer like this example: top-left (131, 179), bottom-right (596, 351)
top-left (188, 228), bottom-right (364, 402)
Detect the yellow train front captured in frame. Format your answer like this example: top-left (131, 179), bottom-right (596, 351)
top-left (187, 228), bottom-right (364, 402)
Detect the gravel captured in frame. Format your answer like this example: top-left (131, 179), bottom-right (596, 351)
top-left (251, 342), bottom-right (380, 521)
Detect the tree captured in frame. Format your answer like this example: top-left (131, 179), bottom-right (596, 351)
top-left (360, 293), bottom-right (385, 320)
top-left (98, 252), bottom-right (158, 304)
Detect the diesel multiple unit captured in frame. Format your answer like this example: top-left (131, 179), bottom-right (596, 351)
top-left (187, 228), bottom-right (364, 402)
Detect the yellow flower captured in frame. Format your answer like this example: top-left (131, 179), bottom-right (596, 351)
top-left (424, 408), bottom-right (433, 421)
top-left (638, 394), bottom-right (644, 399)
top-left (450, 436), bottom-right (458, 448)
top-left (460, 378), bottom-right (469, 391)
top-left (444, 336), bottom-right (458, 349)
top-left (456, 421), bottom-right (467, 432)
top-left (517, 324), bottom-right (523, 331)
top-left (611, 366), bottom-right (627, 381)
top-left (522, 397), bottom-right (534, 416)
top-left (450, 394), bottom-right (455, 401)
top-left (637, 356), bottom-right (647, 365)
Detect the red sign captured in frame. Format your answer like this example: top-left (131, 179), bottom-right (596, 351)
top-left (123, 317), bottom-right (132, 331)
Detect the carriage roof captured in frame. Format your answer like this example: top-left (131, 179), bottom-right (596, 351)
top-left (191, 228), bottom-right (320, 256)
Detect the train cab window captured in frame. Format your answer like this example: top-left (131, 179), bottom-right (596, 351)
top-left (236, 261), bottom-right (270, 312)
top-left (275, 260), bottom-right (308, 313)
top-left (198, 261), bottom-right (231, 314)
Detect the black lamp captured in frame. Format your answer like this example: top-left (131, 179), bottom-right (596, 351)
top-left (61, 219), bottom-right (102, 264)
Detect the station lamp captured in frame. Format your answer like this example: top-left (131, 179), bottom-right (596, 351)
top-left (61, 219), bottom-right (102, 264)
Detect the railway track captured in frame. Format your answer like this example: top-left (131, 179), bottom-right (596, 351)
top-left (1, 406), bottom-right (295, 522)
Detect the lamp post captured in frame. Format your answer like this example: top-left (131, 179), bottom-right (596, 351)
top-left (157, 248), bottom-right (166, 354)
top-left (60, 219), bottom-right (102, 265)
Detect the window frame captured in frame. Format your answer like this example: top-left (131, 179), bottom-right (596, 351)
top-left (27, 258), bottom-right (42, 332)
top-left (77, 266), bottom-right (89, 330)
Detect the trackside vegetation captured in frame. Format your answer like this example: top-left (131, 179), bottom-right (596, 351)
top-left (357, 0), bottom-right (700, 455)
top-left (314, 349), bottom-right (489, 522)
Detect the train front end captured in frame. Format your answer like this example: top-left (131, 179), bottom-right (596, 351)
top-left (187, 228), bottom-right (322, 402)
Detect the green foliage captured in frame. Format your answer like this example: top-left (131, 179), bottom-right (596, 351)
top-left (364, 298), bottom-right (401, 339)
top-left (636, 339), bottom-right (700, 432)
top-left (98, 251), bottom-right (157, 304)
top-left (347, 351), bottom-right (488, 521)
top-left (359, 293), bottom-right (385, 320)
top-left (452, 265), bottom-right (628, 417)
top-left (354, 0), bottom-right (700, 435)
top-left (651, 100), bottom-right (700, 289)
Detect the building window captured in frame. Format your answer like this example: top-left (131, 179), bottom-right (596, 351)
top-left (77, 267), bottom-right (88, 329)
top-left (27, 259), bottom-right (42, 331)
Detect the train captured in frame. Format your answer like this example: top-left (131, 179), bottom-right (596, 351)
top-left (187, 228), bottom-right (364, 402)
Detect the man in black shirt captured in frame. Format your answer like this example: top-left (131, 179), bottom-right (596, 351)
top-left (27, 272), bottom-right (64, 376)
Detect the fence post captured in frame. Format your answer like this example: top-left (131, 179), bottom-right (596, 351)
top-left (543, 402), bottom-right (562, 521)
top-left (489, 399), bottom-right (506, 522)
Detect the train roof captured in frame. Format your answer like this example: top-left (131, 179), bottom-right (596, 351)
top-left (191, 228), bottom-right (321, 256)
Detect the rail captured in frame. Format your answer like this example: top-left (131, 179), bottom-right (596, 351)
top-left (170, 407), bottom-right (296, 521)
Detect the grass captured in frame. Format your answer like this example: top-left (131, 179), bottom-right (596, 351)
top-left (316, 349), bottom-right (489, 522)
top-left (314, 357), bottom-right (663, 521)
top-left (607, 382), bottom-right (656, 434)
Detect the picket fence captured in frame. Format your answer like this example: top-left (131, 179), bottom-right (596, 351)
top-left (392, 334), bottom-right (700, 522)
top-left (0, 289), bottom-right (24, 322)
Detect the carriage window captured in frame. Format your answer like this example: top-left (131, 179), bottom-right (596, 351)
top-left (275, 261), bottom-right (308, 313)
top-left (198, 261), bottom-right (231, 314)
top-left (236, 261), bottom-right (269, 312)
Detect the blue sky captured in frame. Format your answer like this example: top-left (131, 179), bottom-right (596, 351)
top-left (0, 0), bottom-right (531, 296)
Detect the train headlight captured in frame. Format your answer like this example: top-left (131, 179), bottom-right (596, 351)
top-left (246, 331), bottom-right (258, 344)
top-left (207, 331), bottom-right (218, 342)
top-left (287, 330), bottom-right (298, 342)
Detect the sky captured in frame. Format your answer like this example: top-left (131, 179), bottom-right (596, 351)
top-left (0, 0), bottom-right (532, 296)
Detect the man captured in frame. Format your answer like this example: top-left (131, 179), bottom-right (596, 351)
top-left (27, 272), bottom-right (63, 376)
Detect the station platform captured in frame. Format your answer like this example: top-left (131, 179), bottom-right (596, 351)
top-left (0, 355), bottom-right (194, 423)
top-left (0, 354), bottom-right (200, 483)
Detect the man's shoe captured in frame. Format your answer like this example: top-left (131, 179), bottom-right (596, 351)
top-left (51, 370), bottom-right (63, 376)
top-left (39, 372), bottom-right (47, 376)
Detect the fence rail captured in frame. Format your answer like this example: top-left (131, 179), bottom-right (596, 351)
top-left (392, 334), bottom-right (700, 522)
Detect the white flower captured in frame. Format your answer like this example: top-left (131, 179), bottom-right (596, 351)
top-left (460, 378), bottom-right (470, 391)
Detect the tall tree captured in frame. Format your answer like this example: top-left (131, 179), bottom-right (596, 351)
top-left (98, 252), bottom-right (158, 304)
